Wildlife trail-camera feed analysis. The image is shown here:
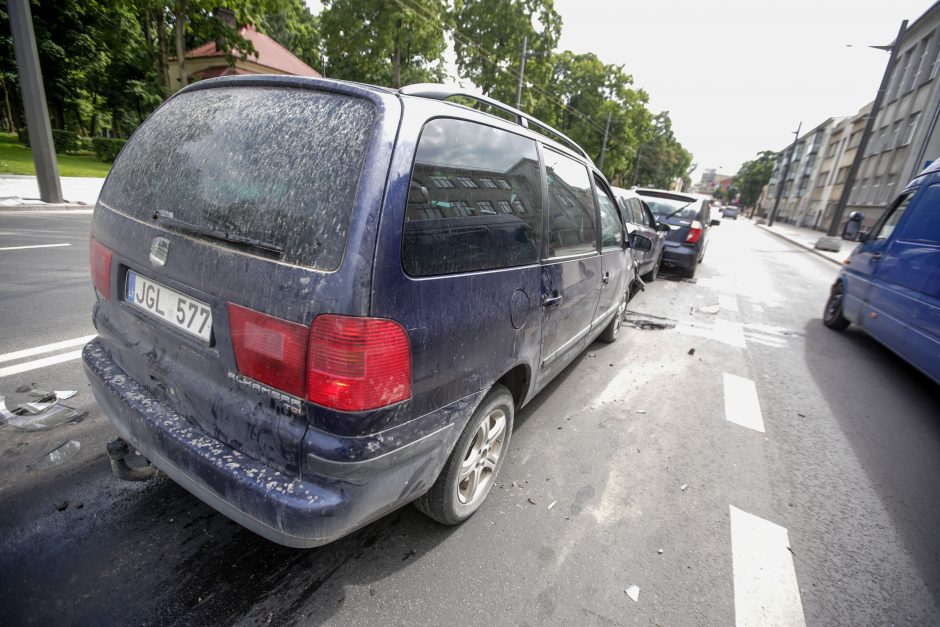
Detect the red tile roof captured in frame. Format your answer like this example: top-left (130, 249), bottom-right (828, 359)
top-left (186, 25), bottom-right (320, 77)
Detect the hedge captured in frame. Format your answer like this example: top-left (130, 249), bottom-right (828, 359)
top-left (92, 137), bottom-right (127, 162)
top-left (17, 128), bottom-right (81, 154)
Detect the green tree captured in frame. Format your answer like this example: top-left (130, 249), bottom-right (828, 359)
top-left (451, 0), bottom-right (561, 109)
top-left (320, 0), bottom-right (448, 87)
top-left (735, 150), bottom-right (776, 206)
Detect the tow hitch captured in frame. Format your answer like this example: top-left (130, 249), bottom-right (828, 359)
top-left (106, 437), bottom-right (157, 481)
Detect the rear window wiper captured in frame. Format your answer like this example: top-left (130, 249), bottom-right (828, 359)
top-left (663, 202), bottom-right (694, 219)
top-left (153, 210), bottom-right (284, 257)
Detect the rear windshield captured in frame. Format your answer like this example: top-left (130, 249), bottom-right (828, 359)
top-left (99, 87), bottom-right (376, 270)
top-left (639, 194), bottom-right (699, 220)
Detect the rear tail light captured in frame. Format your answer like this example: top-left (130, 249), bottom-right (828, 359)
top-left (228, 303), bottom-right (309, 398)
top-left (307, 315), bottom-right (411, 411)
top-left (89, 237), bottom-right (112, 299)
top-left (686, 220), bottom-right (703, 244)
top-left (227, 307), bottom-right (412, 412)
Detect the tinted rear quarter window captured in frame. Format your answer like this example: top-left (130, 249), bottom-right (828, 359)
top-left (402, 118), bottom-right (542, 276)
top-left (100, 87), bottom-right (375, 270)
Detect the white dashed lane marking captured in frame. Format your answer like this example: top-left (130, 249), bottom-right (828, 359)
top-left (0, 335), bottom-right (96, 364)
top-left (0, 242), bottom-right (71, 251)
top-left (723, 372), bottom-right (765, 432)
top-left (730, 505), bottom-right (806, 627)
top-left (0, 335), bottom-right (96, 378)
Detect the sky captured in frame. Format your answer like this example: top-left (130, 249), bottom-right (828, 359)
top-left (304, 0), bottom-right (934, 179)
top-left (551, 0), bottom-right (934, 178)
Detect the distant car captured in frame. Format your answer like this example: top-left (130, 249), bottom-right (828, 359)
top-left (722, 206), bottom-right (739, 219)
top-left (612, 186), bottom-right (669, 281)
top-left (635, 189), bottom-right (716, 278)
top-left (823, 160), bottom-right (940, 385)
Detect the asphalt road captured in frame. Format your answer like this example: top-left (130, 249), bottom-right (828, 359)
top-left (0, 210), bottom-right (937, 626)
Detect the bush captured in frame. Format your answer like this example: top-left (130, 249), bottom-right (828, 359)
top-left (92, 137), bottom-right (127, 162)
top-left (52, 129), bottom-right (78, 154)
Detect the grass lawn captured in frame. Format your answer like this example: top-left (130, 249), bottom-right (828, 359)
top-left (0, 132), bottom-right (111, 178)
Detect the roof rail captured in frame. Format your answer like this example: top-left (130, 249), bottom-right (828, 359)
top-left (400, 83), bottom-right (592, 162)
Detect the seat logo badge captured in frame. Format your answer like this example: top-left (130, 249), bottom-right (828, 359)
top-left (150, 237), bottom-right (170, 268)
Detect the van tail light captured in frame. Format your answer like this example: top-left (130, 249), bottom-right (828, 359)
top-left (89, 237), bottom-right (112, 299)
top-left (686, 220), bottom-right (703, 244)
top-left (307, 315), bottom-right (411, 412)
top-left (228, 304), bottom-right (309, 398)
top-left (227, 306), bottom-right (412, 412)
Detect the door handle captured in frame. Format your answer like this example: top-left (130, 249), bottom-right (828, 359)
top-left (602, 271), bottom-right (610, 284)
top-left (542, 293), bottom-right (562, 307)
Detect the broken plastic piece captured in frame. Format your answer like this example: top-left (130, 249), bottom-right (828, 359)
top-left (5, 404), bottom-right (86, 431)
top-left (625, 585), bottom-right (640, 602)
top-left (28, 440), bottom-right (81, 470)
top-left (548, 500), bottom-right (557, 510)
top-left (54, 390), bottom-right (78, 400)
top-left (699, 304), bottom-right (720, 314)
top-left (680, 483), bottom-right (688, 491)
top-left (17, 402), bottom-right (55, 414)
top-left (635, 409), bottom-right (646, 414)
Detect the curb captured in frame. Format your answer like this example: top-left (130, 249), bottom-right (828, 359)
top-left (756, 224), bottom-right (843, 267)
top-left (0, 203), bottom-right (90, 212)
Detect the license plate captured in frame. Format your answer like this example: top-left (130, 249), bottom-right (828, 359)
top-left (126, 271), bottom-right (212, 342)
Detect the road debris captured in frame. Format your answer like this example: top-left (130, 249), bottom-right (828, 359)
top-left (527, 497), bottom-right (537, 505)
top-left (1, 395), bottom-right (86, 430)
top-left (680, 483), bottom-right (688, 491)
top-left (699, 304), bottom-right (720, 314)
top-left (687, 348), bottom-right (696, 356)
top-left (635, 409), bottom-right (646, 414)
top-left (54, 500), bottom-right (69, 512)
top-left (625, 585), bottom-right (640, 602)
top-left (797, 412), bottom-right (806, 418)
top-left (402, 549), bottom-right (416, 561)
top-left (588, 352), bottom-right (597, 358)
top-left (548, 500), bottom-right (557, 510)
top-left (27, 440), bottom-right (81, 470)
top-left (657, 548), bottom-right (663, 554)
top-left (622, 309), bottom-right (677, 330)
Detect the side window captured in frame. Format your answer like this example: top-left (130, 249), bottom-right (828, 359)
top-left (894, 184), bottom-right (940, 244)
top-left (873, 192), bottom-right (914, 241)
top-left (595, 177), bottom-right (623, 250)
top-left (402, 119), bottom-right (542, 276)
top-left (641, 201), bottom-right (656, 228)
top-left (545, 149), bottom-right (597, 257)
top-left (630, 199), bottom-right (645, 225)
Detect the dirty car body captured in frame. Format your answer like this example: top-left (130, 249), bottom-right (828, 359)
top-left (83, 76), bottom-right (639, 547)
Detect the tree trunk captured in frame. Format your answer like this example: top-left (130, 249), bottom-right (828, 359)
top-left (157, 9), bottom-right (170, 94)
top-left (89, 93), bottom-right (98, 137)
top-left (0, 76), bottom-right (14, 133)
top-left (53, 104), bottom-right (64, 130)
top-left (174, 0), bottom-right (188, 91)
top-left (112, 109), bottom-right (122, 138)
top-left (393, 18), bottom-right (402, 88)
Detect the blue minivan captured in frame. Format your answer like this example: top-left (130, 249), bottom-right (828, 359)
top-left (823, 161), bottom-right (940, 385)
top-left (83, 77), bottom-right (650, 547)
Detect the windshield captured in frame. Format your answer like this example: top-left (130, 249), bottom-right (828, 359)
top-left (99, 87), bottom-right (376, 270)
top-left (640, 195), bottom-right (698, 220)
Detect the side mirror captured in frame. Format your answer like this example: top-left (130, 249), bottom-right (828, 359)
top-left (656, 223), bottom-right (671, 233)
top-left (858, 231), bottom-right (870, 242)
top-left (841, 212), bottom-right (864, 240)
top-left (629, 232), bottom-right (653, 252)
top-left (710, 219), bottom-right (721, 226)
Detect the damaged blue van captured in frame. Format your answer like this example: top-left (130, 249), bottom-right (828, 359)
top-left (84, 77), bottom-right (651, 547)
top-left (824, 160), bottom-right (940, 385)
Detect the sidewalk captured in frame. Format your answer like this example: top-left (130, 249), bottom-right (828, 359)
top-left (755, 221), bottom-right (852, 266)
top-left (0, 175), bottom-right (104, 207)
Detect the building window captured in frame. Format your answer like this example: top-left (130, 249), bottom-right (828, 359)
top-left (890, 120), bottom-right (903, 150)
top-left (869, 177), bottom-right (881, 204)
top-left (912, 35), bottom-right (933, 86)
top-left (932, 42), bottom-right (940, 79)
top-left (883, 174), bottom-right (897, 203)
top-left (477, 200), bottom-right (495, 214)
top-left (496, 199), bottom-right (512, 214)
top-left (836, 166), bottom-right (849, 184)
top-left (893, 50), bottom-right (914, 99)
top-left (496, 179), bottom-right (512, 189)
top-left (480, 177), bottom-right (498, 189)
top-left (457, 176), bottom-right (478, 188)
top-left (430, 175), bottom-right (453, 188)
top-left (903, 112), bottom-right (921, 145)
top-left (512, 199), bottom-right (528, 214)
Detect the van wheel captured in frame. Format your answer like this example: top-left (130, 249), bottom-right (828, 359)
top-left (642, 255), bottom-right (661, 282)
top-left (414, 385), bottom-right (514, 525)
top-left (599, 293), bottom-right (627, 343)
top-left (823, 282), bottom-right (850, 331)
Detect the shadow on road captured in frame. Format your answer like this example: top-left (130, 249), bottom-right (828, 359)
top-left (802, 319), bottom-right (940, 603)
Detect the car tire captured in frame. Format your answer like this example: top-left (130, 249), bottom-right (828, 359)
top-left (823, 282), bottom-right (850, 331)
top-left (599, 291), bottom-right (627, 343)
top-left (414, 385), bottom-right (514, 525)
top-left (641, 254), bottom-right (661, 282)
top-left (684, 261), bottom-right (697, 278)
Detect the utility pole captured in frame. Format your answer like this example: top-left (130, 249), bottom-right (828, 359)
top-left (768, 121), bottom-right (802, 228)
top-left (598, 111), bottom-right (612, 171)
top-left (8, 0), bottom-right (62, 203)
top-left (631, 145), bottom-right (643, 187)
top-left (826, 19), bottom-right (907, 236)
top-left (514, 35), bottom-right (527, 110)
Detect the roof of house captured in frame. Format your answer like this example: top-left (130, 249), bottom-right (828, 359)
top-left (186, 25), bottom-right (320, 77)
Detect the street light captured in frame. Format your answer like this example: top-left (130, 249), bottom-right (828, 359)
top-left (825, 20), bottom-right (908, 237)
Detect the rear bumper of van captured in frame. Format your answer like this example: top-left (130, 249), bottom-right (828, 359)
top-left (83, 338), bottom-right (466, 548)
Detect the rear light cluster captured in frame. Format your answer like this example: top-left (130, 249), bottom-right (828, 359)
top-left (90, 237), bottom-right (112, 299)
top-left (686, 220), bottom-right (703, 244)
top-left (228, 304), bottom-right (411, 412)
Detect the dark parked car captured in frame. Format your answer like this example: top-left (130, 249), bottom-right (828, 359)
top-left (84, 77), bottom-right (652, 547)
top-left (635, 189), bottom-right (715, 278)
top-left (721, 206), bottom-right (739, 219)
top-left (612, 186), bottom-right (669, 281)
top-left (823, 160), bottom-right (940, 385)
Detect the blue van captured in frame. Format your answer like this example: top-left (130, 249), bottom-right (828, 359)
top-left (83, 77), bottom-right (651, 547)
top-left (823, 161), bottom-right (940, 385)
